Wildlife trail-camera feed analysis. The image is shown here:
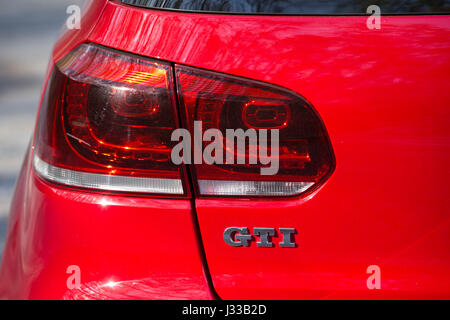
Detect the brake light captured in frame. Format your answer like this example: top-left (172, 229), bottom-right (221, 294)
top-left (34, 43), bottom-right (334, 197)
top-left (176, 66), bottom-right (334, 196)
top-left (34, 44), bottom-right (185, 195)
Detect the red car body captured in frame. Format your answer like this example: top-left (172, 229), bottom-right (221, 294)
top-left (0, 0), bottom-right (449, 299)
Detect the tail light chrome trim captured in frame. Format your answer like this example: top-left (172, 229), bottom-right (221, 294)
top-left (33, 154), bottom-right (184, 194)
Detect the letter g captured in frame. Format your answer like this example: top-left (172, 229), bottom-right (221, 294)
top-left (224, 227), bottom-right (253, 247)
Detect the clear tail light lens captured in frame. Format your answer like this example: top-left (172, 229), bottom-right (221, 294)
top-left (176, 65), bottom-right (334, 197)
top-left (34, 44), bottom-right (186, 195)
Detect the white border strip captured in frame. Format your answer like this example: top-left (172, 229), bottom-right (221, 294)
top-left (33, 155), bottom-right (184, 195)
top-left (198, 179), bottom-right (314, 196)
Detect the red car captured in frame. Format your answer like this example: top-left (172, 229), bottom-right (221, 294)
top-left (0, 0), bottom-right (449, 299)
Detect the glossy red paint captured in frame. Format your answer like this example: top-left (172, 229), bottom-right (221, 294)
top-left (1, 0), bottom-right (449, 299)
top-left (88, 1), bottom-right (450, 298)
top-left (0, 1), bottom-right (212, 299)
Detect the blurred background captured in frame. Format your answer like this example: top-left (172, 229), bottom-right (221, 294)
top-left (0, 0), bottom-right (85, 259)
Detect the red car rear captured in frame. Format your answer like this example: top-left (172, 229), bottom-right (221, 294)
top-left (0, 0), bottom-right (449, 299)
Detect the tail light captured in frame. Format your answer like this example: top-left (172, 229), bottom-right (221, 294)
top-left (34, 43), bottom-right (334, 198)
top-left (176, 66), bottom-right (334, 196)
top-left (34, 44), bottom-right (185, 195)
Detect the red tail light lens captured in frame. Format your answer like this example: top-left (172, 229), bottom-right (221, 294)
top-left (34, 43), bottom-right (333, 198)
top-left (176, 66), bottom-right (334, 196)
top-left (34, 44), bottom-right (185, 195)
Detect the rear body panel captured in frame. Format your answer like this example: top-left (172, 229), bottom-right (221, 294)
top-left (1, 0), bottom-right (449, 299)
top-left (0, 148), bottom-right (212, 299)
top-left (90, 2), bottom-right (450, 298)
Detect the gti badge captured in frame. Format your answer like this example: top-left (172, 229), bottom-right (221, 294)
top-left (223, 227), bottom-right (297, 248)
